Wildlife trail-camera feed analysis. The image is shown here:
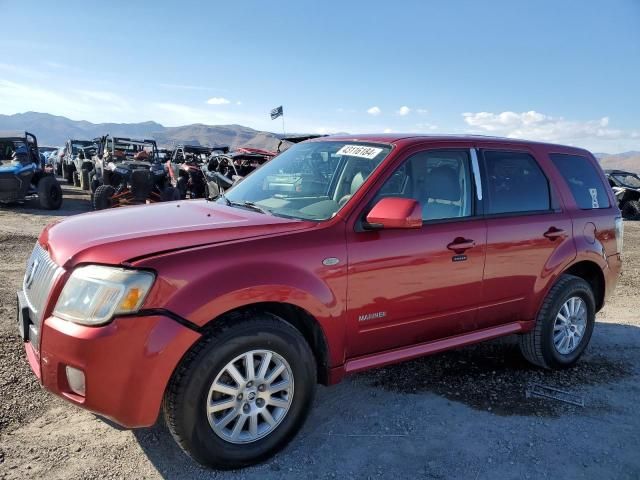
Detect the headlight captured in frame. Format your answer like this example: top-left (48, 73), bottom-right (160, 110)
top-left (53, 265), bottom-right (155, 326)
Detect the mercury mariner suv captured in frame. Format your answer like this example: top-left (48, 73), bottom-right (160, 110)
top-left (17, 135), bottom-right (622, 469)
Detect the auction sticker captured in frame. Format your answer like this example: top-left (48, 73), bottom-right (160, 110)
top-left (336, 145), bottom-right (383, 159)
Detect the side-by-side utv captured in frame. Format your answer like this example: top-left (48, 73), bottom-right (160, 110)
top-left (91, 135), bottom-right (177, 210)
top-left (203, 147), bottom-right (273, 198)
top-left (61, 139), bottom-right (97, 189)
top-left (0, 131), bottom-right (62, 209)
top-left (167, 144), bottom-right (230, 199)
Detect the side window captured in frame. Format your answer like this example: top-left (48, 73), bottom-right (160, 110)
top-left (549, 154), bottom-right (611, 209)
top-left (374, 149), bottom-right (473, 221)
top-left (483, 150), bottom-right (551, 215)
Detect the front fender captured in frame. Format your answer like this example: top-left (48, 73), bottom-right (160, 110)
top-left (134, 228), bottom-right (348, 367)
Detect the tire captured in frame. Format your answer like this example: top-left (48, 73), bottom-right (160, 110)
top-left (93, 185), bottom-right (116, 210)
top-left (73, 171), bottom-right (81, 187)
top-left (164, 313), bottom-right (316, 469)
top-left (519, 274), bottom-right (596, 369)
top-left (55, 162), bottom-right (62, 177)
top-left (37, 176), bottom-right (63, 210)
top-left (621, 200), bottom-right (640, 220)
top-left (177, 176), bottom-right (188, 199)
top-left (65, 165), bottom-right (74, 185)
top-left (80, 169), bottom-right (90, 191)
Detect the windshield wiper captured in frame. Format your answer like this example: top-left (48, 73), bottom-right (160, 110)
top-left (228, 200), bottom-right (270, 215)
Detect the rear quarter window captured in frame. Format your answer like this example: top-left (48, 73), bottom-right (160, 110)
top-left (549, 153), bottom-right (611, 209)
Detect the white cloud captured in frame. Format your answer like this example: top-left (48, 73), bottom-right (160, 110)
top-left (397, 106), bottom-right (411, 116)
top-left (462, 110), bottom-right (640, 152)
top-left (207, 97), bottom-right (231, 105)
top-left (416, 108), bottom-right (429, 115)
top-left (383, 128), bottom-right (393, 133)
top-left (236, 100), bottom-right (242, 105)
top-left (367, 106), bottom-right (381, 116)
top-left (75, 89), bottom-right (132, 112)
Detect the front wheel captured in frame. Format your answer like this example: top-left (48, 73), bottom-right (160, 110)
top-left (80, 169), bottom-right (91, 191)
top-left (37, 176), bottom-right (63, 210)
top-left (519, 274), bottom-right (595, 369)
top-left (164, 313), bottom-right (316, 469)
top-left (93, 184), bottom-right (115, 210)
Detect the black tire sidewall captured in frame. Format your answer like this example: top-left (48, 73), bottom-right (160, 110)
top-left (170, 321), bottom-right (316, 469)
top-left (93, 185), bottom-right (115, 210)
top-left (540, 278), bottom-right (595, 368)
top-left (38, 176), bottom-right (62, 210)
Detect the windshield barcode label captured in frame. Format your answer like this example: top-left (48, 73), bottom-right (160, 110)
top-left (336, 145), bottom-right (383, 160)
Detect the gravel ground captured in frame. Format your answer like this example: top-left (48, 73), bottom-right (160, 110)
top-left (0, 182), bottom-right (639, 479)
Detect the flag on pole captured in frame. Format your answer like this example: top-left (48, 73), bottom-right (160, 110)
top-left (270, 106), bottom-right (283, 120)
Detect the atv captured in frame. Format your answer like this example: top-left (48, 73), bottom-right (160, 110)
top-left (203, 147), bottom-right (273, 198)
top-left (605, 169), bottom-right (640, 219)
top-left (91, 135), bottom-right (178, 210)
top-left (0, 131), bottom-right (63, 210)
top-left (61, 139), bottom-right (97, 189)
top-left (167, 145), bottom-right (229, 199)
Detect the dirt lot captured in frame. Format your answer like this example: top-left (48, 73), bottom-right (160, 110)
top-left (0, 182), bottom-right (639, 480)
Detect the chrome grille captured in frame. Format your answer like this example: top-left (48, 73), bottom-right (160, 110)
top-left (23, 242), bottom-right (64, 331)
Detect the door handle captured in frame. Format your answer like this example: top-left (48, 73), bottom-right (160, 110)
top-left (447, 238), bottom-right (475, 253)
top-left (543, 227), bottom-right (566, 240)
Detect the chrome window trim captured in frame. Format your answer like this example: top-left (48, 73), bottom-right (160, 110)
top-left (470, 148), bottom-right (483, 201)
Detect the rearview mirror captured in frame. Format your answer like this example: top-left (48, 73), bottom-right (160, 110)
top-left (365, 197), bottom-right (422, 230)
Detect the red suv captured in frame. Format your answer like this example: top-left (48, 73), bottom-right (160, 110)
top-left (17, 135), bottom-right (622, 468)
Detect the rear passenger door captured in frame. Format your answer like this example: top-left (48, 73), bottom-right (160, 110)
top-left (478, 148), bottom-right (575, 326)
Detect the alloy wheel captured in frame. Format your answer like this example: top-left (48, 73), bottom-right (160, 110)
top-left (206, 350), bottom-right (294, 444)
top-left (553, 296), bottom-right (587, 355)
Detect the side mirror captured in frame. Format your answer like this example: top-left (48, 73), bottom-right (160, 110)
top-left (365, 197), bottom-right (422, 230)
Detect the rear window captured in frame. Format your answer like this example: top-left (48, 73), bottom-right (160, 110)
top-left (483, 150), bottom-right (551, 215)
top-left (549, 154), bottom-right (610, 209)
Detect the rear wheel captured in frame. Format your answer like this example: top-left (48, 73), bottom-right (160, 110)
top-left (621, 200), bottom-right (640, 219)
top-left (93, 185), bottom-right (116, 210)
top-left (164, 313), bottom-right (316, 469)
top-left (72, 171), bottom-right (81, 187)
top-left (519, 274), bottom-right (595, 369)
top-left (37, 176), bottom-right (63, 210)
top-left (80, 169), bottom-right (90, 191)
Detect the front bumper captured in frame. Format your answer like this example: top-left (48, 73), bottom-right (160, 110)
top-left (23, 313), bottom-right (200, 428)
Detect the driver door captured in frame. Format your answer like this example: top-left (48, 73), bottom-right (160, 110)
top-left (345, 147), bottom-right (487, 358)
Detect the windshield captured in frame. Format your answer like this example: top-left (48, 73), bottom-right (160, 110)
top-left (221, 141), bottom-right (392, 220)
top-left (71, 141), bottom-right (93, 154)
top-left (613, 173), bottom-right (640, 188)
top-left (109, 139), bottom-right (157, 160)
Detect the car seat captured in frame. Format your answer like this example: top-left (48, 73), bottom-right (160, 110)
top-left (423, 166), bottom-right (462, 220)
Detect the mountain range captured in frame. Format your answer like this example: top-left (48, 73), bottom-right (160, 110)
top-left (0, 112), bottom-right (283, 152)
top-left (0, 112), bottom-right (638, 171)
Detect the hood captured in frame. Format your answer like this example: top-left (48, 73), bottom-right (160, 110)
top-left (40, 200), bottom-right (315, 267)
top-left (0, 162), bottom-right (35, 174)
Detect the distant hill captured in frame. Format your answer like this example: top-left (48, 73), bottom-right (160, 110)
top-left (596, 151), bottom-right (640, 172)
top-left (0, 112), bottom-right (284, 151)
top-left (2, 112), bottom-right (638, 168)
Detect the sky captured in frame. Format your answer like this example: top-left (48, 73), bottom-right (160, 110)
top-left (0, 0), bottom-right (639, 153)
